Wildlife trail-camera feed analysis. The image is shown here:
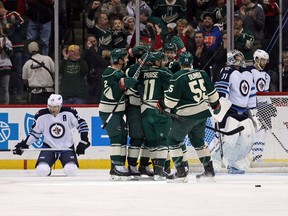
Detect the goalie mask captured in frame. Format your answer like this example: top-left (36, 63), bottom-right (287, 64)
top-left (47, 94), bottom-right (63, 116)
top-left (227, 49), bottom-right (246, 68)
top-left (178, 51), bottom-right (193, 67)
top-left (253, 49), bottom-right (269, 70)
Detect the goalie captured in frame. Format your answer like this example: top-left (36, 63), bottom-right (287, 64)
top-left (213, 50), bottom-right (257, 174)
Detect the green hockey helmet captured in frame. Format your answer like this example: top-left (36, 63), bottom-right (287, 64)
top-left (152, 51), bottom-right (165, 61)
top-left (111, 48), bottom-right (127, 63)
top-left (178, 51), bottom-right (193, 66)
top-left (164, 43), bottom-right (176, 52)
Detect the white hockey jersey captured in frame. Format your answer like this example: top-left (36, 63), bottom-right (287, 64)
top-left (215, 66), bottom-right (257, 111)
top-left (27, 107), bottom-right (89, 148)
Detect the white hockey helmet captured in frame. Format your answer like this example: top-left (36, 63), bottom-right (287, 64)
top-left (47, 94), bottom-right (63, 106)
top-left (47, 94), bottom-right (63, 115)
top-left (227, 49), bottom-right (246, 67)
top-left (253, 49), bottom-right (269, 61)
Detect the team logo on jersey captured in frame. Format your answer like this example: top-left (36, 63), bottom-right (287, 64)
top-left (50, 123), bottom-right (65, 138)
top-left (240, 80), bottom-right (249, 96)
top-left (256, 78), bottom-right (266, 92)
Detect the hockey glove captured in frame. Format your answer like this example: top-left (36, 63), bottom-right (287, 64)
top-left (129, 45), bottom-right (148, 58)
top-left (76, 141), bottom-right (91, 156)
top-left (119, 77), bottom-right (137, 90)
top-left (171, 36), bottom-right (186, 54)
top-left (212, 102), bottom-right (221, 115)
top-left (13, 140), bottom-right (29, 155)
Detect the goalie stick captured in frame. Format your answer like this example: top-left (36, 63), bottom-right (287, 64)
top-left (138, 85), bottom-right (244, 136)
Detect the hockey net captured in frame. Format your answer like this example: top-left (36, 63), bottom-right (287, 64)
top-left (185, 92), bottom-right (288, 173)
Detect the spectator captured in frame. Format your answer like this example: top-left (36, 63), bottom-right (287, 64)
top-left (175, 19), bottom-right (194, 48)
top-left (111, 17), bottom-right (128, 49)
top-left (187, 31), bottom-right (214, 76)
top-left (82, 34), bottom-right (110, 104)
top-left (0, 2), bottom-right (26, 103)
top-left (0, 34), bottom-right (13, 104)
top-left (152, 0), bottom-right (187, 24)
top-left (60, 45), bottom-right (88, 104)
top-left (239, 0), bottom-right (265, 53)
top-left (211, 30), bottom-right (227, 83)
top-left (100, 0), bottom-right (128, 20)
top-left (234, 12), bottom-right (254, 63)
top-left (123, 16), bottom-right (135, 44)
top-left (199, 11), bottom-right (222, 51)
top-left (269, 50), bottom-right (288, 92)
top-left (127, 0), bottom-right (152, 18)
top-left (207, 0), bottom-right (227, 24)
top-left (262, 0), bottom-right (280, 47)
top-left (86, 2), bottom-right (113, 52)
top-left (26, 0), bottom-right (54, 56)
top-left (22, 41), bottom-right (54, 104)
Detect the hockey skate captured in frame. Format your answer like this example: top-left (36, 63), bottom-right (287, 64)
top-left (227, 166), bottom-right (245, 174)
top-left (128, 165), bottom-right (141, 180)
top-left (138, 164), bottom-right (154, 178)
top-left (166, 162), bottom-right (189, 183)
top-left (153, 160), bottom-right (167, 181)
top-left (110, 164), bottom-right (131, 181)
top-left (196, 161), bottom-right (216, 182)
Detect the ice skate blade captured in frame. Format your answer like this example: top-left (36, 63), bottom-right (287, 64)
top-left (110, 175), bottom-right (131, 181)
top-left (153, 175), bottom-right (166, 181)
top-left (166, 177), bottom-right (188, 183)
top-left (130, 175), bottom-right (140, 181)
top-left (196, 177), bottom-right (216, 183)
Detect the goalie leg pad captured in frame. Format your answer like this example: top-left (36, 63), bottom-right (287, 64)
top-left (36, 162), bottom-right (51, 177)
top-left (63, 162), bottom-right (78, 176)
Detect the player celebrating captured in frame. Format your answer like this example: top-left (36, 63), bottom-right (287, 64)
top-left (99, 48), bottom-right (137, 180)
top-left (213, 49), bottom-right (257, 174)
top-left (13, 94), bottom-right (90, 176)
top-left (159, 51), bottom-right (221, 182)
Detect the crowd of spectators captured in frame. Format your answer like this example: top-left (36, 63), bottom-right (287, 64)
top-left (0, 0), bottom-right (287, 105)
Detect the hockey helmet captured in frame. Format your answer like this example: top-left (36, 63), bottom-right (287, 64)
top-left (164, 43), bottom-right (176, 52)
top-left (47, 94), bottom-right (63, 115)
top-left (111, 48), bottom-right (127, 63)
top-left (178, 51), bottom-right (193, 66)
top-left (253, 49), bottom-right (269, 61)
top-left (227, 49), bottom-right (246, 67)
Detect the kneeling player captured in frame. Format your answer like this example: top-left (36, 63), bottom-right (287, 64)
top-left (13, 94), bottom-right (90, 176)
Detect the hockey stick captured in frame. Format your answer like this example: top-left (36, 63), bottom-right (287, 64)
top-left (101, 51), bottom-right (150, 129)
top-left (138, 85), bottom-right (244, 135)
top-left (0, 148), bottom-right (73, 152)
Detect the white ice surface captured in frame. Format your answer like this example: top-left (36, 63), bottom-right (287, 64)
top-left (0, 170), bottom-right (287, 216)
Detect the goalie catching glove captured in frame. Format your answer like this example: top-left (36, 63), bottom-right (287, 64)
top-left (171, 36), bottom-right (186, 55)
top-left (76, 140), bottom-right (90, 156)
top-left (13, 140), bottom-right (29, 155)
top-left (119, 77), bottom-right (137, 90)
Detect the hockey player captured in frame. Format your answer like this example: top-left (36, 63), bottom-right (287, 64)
top-left (137, 52), bottom-right (173, 181)
top-left (214, 49), bottom-right (257, 174)
top-left (164, 42), bottom-right (181, 74)
top-left (13, 94), bottom-right (90, 176)
top-left (99, 48), bottom-right (137, 180)
top-left (248, 49), bottom-right (277, 162)
top-left (159, 51), bottom-right (221, 182)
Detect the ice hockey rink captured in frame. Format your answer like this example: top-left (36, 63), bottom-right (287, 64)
top-left (0, 170), bottom-right (287, 216)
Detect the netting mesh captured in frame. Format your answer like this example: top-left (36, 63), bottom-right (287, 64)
top-left (186, 94), bottom-right (288, 172)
